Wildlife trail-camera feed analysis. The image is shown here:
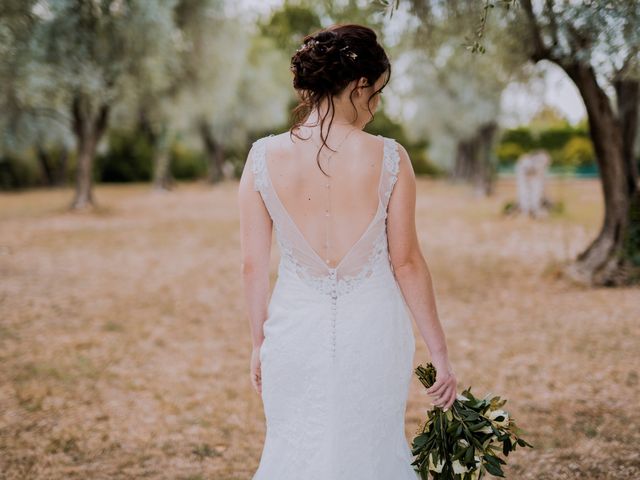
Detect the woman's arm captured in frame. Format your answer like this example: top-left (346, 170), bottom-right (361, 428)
top-left (386, 142), bottom-right (457, 410)
top-left (238, 145), bottom-right (273, 393)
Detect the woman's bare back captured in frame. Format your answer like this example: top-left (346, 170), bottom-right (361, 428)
top-left (262, 129), bottom-right (388, 270)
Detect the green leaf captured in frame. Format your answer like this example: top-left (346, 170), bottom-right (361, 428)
top-left (484, 461), bottom-right (505, 477)
top-left (464, 446), bottom-right (474, 463)
top-left (502, 440), bottom-right (511, 456)
top-left (452, 447), bottom-right (466, 461)
top-left (469, 421), bottom-right (488, 432)
top-left (517, 438), bottom-right (534, 448)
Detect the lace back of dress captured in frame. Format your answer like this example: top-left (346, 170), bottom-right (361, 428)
top-left (251, 134), bottom-right (400, 296)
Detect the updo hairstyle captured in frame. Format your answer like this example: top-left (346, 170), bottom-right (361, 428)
top-left (289, 24), bottom-right (391, 175)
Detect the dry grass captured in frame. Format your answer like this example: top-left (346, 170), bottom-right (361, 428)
top-left (0, 177), bottom-right (638, 480)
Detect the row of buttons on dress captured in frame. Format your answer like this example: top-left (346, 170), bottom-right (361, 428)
top-left (329, 269), bottom-right (338, 359)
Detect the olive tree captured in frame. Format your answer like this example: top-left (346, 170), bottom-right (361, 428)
top-left (392, 0), bottom-right (640, 286)
top-left (30, 0), bottom-right (179, 209)
top-left (515, 0), bottom-right (640, 285)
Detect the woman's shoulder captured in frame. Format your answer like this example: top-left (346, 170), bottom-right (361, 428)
top-left (257, 129), bottom-right (407, 156)
top-left (265, 129), bottom-right (387, 141)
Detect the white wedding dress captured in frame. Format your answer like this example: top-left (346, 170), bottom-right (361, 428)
top-left (249, 133), bottom-right (419, 480)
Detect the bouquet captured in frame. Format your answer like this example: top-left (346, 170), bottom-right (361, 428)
top-left (411, 363), bottom-right (533, 479)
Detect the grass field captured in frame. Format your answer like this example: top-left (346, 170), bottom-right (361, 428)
top-left (1, 177), bottom-right (638, 479)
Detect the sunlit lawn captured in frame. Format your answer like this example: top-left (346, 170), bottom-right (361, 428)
top-left (0, 177), bottom-right (638, 479)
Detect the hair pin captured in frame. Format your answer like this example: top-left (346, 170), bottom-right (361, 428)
top-left (340, 45), bottom-right (358, 60)
top-left (296, 39), bottom-right (318, 53)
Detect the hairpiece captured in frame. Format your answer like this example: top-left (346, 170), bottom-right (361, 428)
top-left (295, 38), bottom-right (357, 61)
top-left (340, 45), bottom-right (358, 60)
top-left (296, 39), bottom-right (318, 53)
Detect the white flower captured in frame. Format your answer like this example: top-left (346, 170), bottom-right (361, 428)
top-left (488, 409), bottom-right (509, 428)
top-left (452, 459), bottom-right (470, 474)
top-left (428, 453), bottom-right (445, 473)
top-left (458, 438), bottom-right (470, 448)
top-left (456, 393), bottom-right (470, 401)
top-left (488, 409), bottom-right (508, 420)
top-left (479, 425), bottom-right (493, 434)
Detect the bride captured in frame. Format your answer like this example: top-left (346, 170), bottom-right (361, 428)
top-left (238, 24), bottom-right (457, 479)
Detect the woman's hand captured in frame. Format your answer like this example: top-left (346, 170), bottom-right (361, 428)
top-left (425, 363), bottom-right (457, 410)
top-left (250, 345), bottom-right (262, 394)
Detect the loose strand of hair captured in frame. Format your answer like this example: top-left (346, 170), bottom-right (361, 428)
top-left (316, 94), bottom-right (335, 177)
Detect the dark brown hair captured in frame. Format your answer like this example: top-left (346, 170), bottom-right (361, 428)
top-left (289, 24), bottom-right (391, 175)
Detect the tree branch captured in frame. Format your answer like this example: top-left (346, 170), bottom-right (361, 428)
top-left (520, 0), bottom-right (551, 62)
top-left (544, 0), bottom-right (560, 52)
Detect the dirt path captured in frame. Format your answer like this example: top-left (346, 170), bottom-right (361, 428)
top-left (0, 178), bottom-right (638, 479)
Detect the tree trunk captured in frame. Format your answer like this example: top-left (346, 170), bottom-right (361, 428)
top-left (56, 149), bottom-right (69, 186)
top-left (138, 110), bottom-right (174, 192)
top-left (69, 94), bottom-right (109, 210)
top-left (453, 139), bottom-right (475, 182)
top-left (561, 62), bottom-right (640, 285)
top-left (37, 145), bottom-right (68, 187)
top-left (152, 139), bottom-right (173, 191)
top-left (452, 122), bottom-right (497, 196)
top-left (37, 145), bottom-right (54, 187)
top-left (474, 121), bottom-right (497, 196)
top-left (614, 77), bottom-right (639, 190)
top-left (199, 119), bottom-right (224, 184)
top-left (520, 0), bottom-right (640, 285)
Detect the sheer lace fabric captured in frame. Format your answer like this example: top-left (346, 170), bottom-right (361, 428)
top-left (249, 134), bottom-right (418, 480)
top-left (251, 134), bottom-right (399, 297)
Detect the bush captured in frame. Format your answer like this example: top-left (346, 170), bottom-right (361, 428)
top-left (496, 142), bottom-right (525, 166)
top-left (170, 142), bottom-right (206, 180)
top-left (411, 149), bottom-right (444, 176)
top-left (539, 127), bottom-right (578, 151)
top-left (97, 129), bottom-right (153, 182)
top-left (561, 136), bottom-right (595, 167)
top-left (363, 110), bottom-right (441, 176)
top-left (498, 123), bottom-right (594, 170)
top-left (501, 128), bottom-right (536, 151)
top-left (0, 153), bottom-right (41, 190)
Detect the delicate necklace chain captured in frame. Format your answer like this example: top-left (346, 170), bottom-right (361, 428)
top-left (302, 125), bottom-right (359, 267)
top-left (305, 126), bottom-right (358, 163)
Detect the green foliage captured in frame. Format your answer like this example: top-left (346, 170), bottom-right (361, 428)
top-left (0, 153), bottom-right (40, 190)
top-left (96, 130), bottom-right (153, 183)
top-left (170, 142), bottom-right (206, 180)
top-left (561, 136), bottom-right (595, 167)
top-left (95, 131), bottom-right (207, 183)
top-left (365, 110), bottom-right (442, 176)
top-left (539, 127), bottom-right (581, 151)
top-left (412, 363), bottom-right (533, 480)
top-left (259, 3), bottom-right (321, 53)
top-left (463, 0), bottom-right (518, 54)
top-left (498, 123), bottom-right (593, 168)
top-left (496, 142), bottom-right (524, 166)
top-left (500, 128), bottom-right (536, 151)
top-left (32, 0), bottom-right (179, 101)
top-left (0, 144), bottom-right (73, 190)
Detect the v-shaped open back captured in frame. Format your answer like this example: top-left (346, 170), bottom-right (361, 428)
top-left (263, 135), bottom-right (387, 271)
top-left (251, 133), bottom-right (400, 298)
